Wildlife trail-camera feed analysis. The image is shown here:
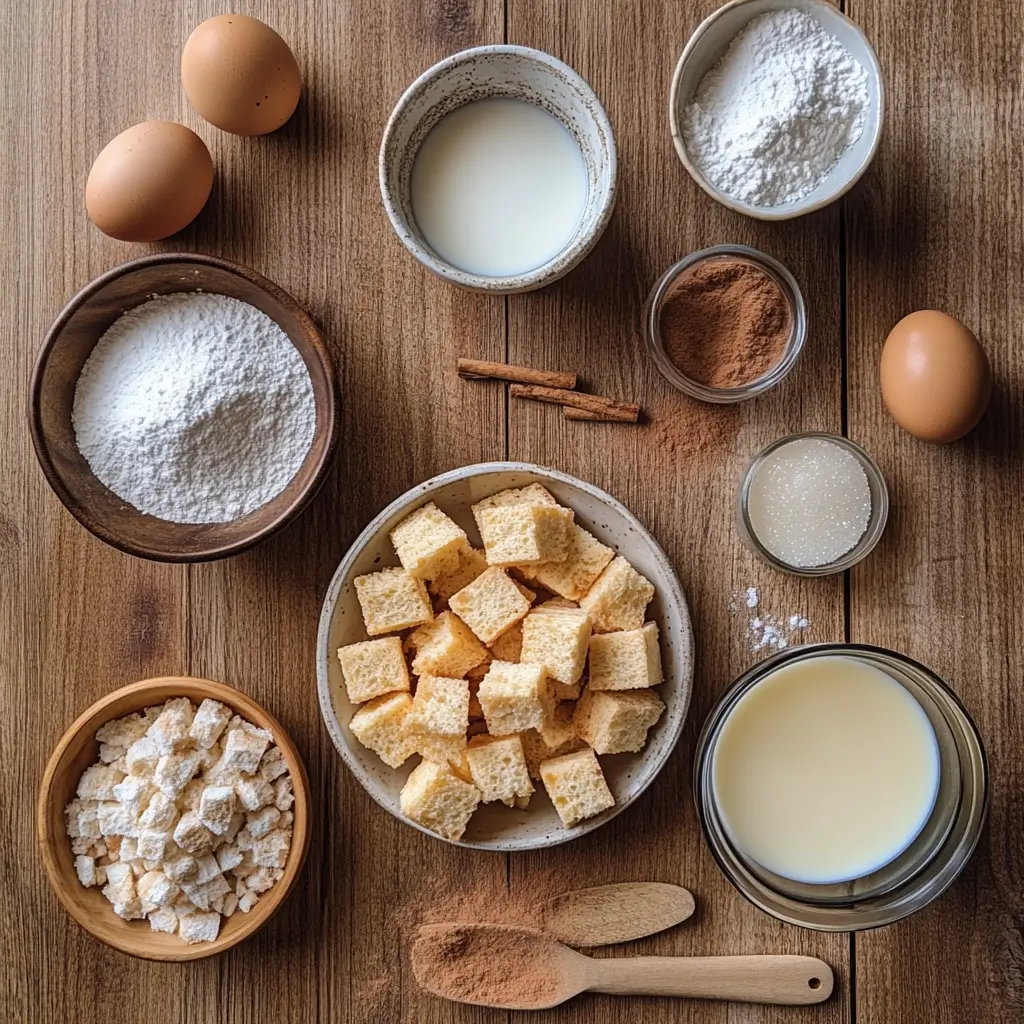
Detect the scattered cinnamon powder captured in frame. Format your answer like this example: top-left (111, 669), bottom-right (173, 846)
top-left (411, 923), bottom-right (563, 1009)
top-left (647, 398), bottom-right (741, 456)
top-left (659, 258), bottom-right (792, 389)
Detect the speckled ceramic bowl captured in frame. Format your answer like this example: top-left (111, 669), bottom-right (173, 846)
top-left (379, 46), bottom-right (617, 293)
top-left (316, 463), bottom-right (693, 851)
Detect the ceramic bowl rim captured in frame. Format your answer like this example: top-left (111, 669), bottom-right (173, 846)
top-left (28, 252), bottom-right (340, 563)
top-left (668, 0), bottom-right (886, 221)
top-left (316, 460), bottom-right (694, 851)
top-left (378, 44), bottom-right (618, 293)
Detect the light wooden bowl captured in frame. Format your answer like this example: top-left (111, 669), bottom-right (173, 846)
top-left (29, 253), bottom-right (339, 562)
top-left (317, 462), bottom-right (694, 851)
top-left (37, 676), bottom-right (311, 962)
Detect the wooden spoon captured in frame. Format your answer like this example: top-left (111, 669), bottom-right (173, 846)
top-left (537, 882), bottom-right (695, 947)
top-left (412, 923), bottom-right (834, 1010)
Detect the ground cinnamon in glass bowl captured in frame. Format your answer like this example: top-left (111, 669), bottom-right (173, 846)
top-left (643, 244), bottom-right (806, 403)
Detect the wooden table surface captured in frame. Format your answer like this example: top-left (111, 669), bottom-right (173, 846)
top-left (2, 1), bottom-right (1021, 1021)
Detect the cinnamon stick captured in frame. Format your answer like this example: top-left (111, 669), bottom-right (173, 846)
top-left (457, 358), bottom-right (576, 390)
top-left (564, 407), bottom-right (638, 424)
top-left (510, 383), bottom-right (640, 423)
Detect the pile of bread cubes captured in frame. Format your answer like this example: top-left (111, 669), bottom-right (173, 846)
top-left (342, 483), bottom-right (666, 842)
top-left (64, 697), bottom-right (294, 944)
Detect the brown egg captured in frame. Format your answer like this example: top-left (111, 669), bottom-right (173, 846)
top-left (880, 310), bottom-right (991, 443)
top-left (85, 121), bottom-right (214, 242)
top-left (181, 14), bottom-right (301, 136)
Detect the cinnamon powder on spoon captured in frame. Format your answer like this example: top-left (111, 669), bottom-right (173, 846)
top-left (411, 923), bottom-right (562, 1009)
top-left (659, 258), bottom-right (792, 389)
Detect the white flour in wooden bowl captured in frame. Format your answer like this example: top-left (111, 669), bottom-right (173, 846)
top-left (73, 292), bottom-right (316, 525)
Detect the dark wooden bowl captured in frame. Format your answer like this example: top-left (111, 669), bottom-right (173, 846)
top-left (29, 253), bottom-right (339, 562)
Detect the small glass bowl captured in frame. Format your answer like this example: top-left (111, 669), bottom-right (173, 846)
top-left (736, 432), bottom-right (889, 577)
top-left (642, 244), bottom-right (807, 403)
top-left (694, 644), bottom-right (988, 932)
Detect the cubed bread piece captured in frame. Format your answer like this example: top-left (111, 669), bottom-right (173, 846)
top-left (530, 525), bottom-right (615, 601)
top-left (199, 786), bottom-right (236, 836)
top-left (449, 567), bottom-right (531, 645)
top-left (145, 698), bottom-right (195, 755)
top-left (76, 764), bottom-right (125, 802)
top-left (407, 611), bottom-right (490, 678)
top-left (164, 853), bottom-right (198, 883)
top-left (349, 692), bottom-right (418, 768)
top-left (259, 746), bottom-right (289, 782)
top-left (520, 703), bottom-right (584, 779)
top-left (488, 620), bottom-right (523, 662)
top-left (475, 503), bottom-right (574, 567)
top-left (390, 501), bottom-right (468, 581)
top-left (189, 699), bottom-right (232, 749)
top-left (399, 760), bottom-right (481, 841)
top-left (139, 791), bottom-right (179, 831)
top-left (429, 547), bottom-right (488, 605)
top-left (148, 906), bottom-right (179, 934)
top-left (407, 675), bottom-right (470, 764)
top-left (520, 607), bottom-right (591, 691)
top-left (540, 748), bottom-right (615, 828)
top-left (272, 776), bottom-right (294, 812)
top-left (354, 567), bottom-right (434, 636)
top-left (465, 734), bottom-right (534, 807)
top-left (153, 751), bottom-right (201, 800)
top-left (125, 737), bottom-right (160, 779)
top-left (247, 805), bottom-right (282, 839)
top-left (235, 775), bottom-right (275, 812)
top-left (178, 911), bottom-right (221, 945)
top-left (477, 661), bottom-right (551, 736)
top-left (589, 622), bottom-right (663, 690)
top-left (138, 870), bottom-right (179, 909)
top-left (173, 811), bottom-right (214, 855)
top-left (573, 687), bottom-right (665, 754)
top-left (221, 727), bottom-right (270, 776)
top-left (102, 861), bottom-right (144, 920)
top-left (75, 854), bottom-right (98, 887)
top-left (471, 483), bottom-right (557, 517)
top-left (252, 829), bottom-right (291, 869)
top-left (97, 801), bottom-right (140, 838)
top-left (579, 556), bottom-right (655, 633)
top-left (111, 775), bottom-right (153, 817)
top-left (338, 636), bottom-right (411, 703)
top-left (96, 712), bottom-right (151, 749)
top-left (98, 743), bottom-right (124, 764)
top-left (136, 829), bottom-right (172, 862)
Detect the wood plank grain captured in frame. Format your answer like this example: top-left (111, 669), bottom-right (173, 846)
top-left (502, 2), bottom-right (850, 1023)
top-left (0, 0), bottom-right (200, 1019)
top-left (846, 2), bottom-right (1024, 1022)
top-left (180, 1), bottom-right (507, 1023)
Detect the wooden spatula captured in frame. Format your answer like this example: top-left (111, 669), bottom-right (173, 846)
top-left (412, 923), bottom-right (833, 1010)
top-left (536, 882), bottom-right (695, 947)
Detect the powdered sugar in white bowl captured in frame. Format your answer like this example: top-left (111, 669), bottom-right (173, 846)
top-left (669, 0), bottom-right (884, 221)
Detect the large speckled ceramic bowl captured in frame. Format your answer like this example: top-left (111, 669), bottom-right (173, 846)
top-left (379, 46), bottom-right (617, 293)
top-left (316, 463), bottom-right (693, 851)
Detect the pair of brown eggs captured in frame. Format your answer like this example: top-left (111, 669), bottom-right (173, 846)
top-left (85, 15), bottom-right (300, 243)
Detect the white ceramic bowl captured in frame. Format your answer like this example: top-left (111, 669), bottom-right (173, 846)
top-left (317, 463), bottom-right (694, 851)
top-left (379, 46), bottom-right (617, 293)
top-left (669, 0), bottom-right (884, 221)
